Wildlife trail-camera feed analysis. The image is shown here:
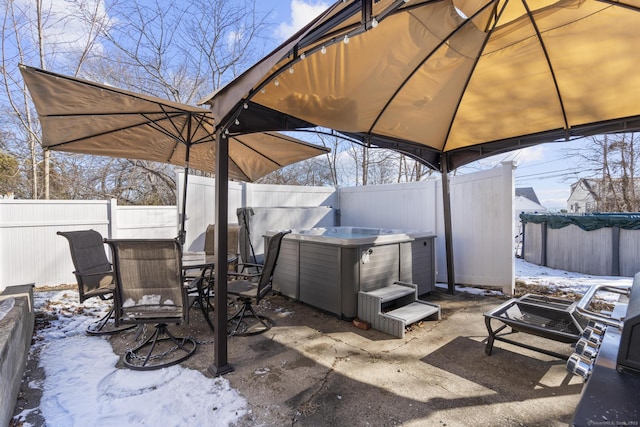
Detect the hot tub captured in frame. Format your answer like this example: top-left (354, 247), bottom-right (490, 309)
top-left (268, 227), bottom-right (436, 319)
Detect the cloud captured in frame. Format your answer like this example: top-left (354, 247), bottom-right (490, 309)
top-left (276, 0), bottom-right (330, 41)
top-left (537, 188), bottom-right (570, 209)
top-left (512, 145), bottom-right (547, 164)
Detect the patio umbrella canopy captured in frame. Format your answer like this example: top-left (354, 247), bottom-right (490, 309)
top-left (19, 65), bottom-right (330, 183)
top-left (202, 0), bottom-right (640, 171)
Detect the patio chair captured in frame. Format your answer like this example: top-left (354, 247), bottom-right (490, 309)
top-left (105, 238), bottom-right (197, 370)
top-left (189, 224), bottom-right (241, 320)
top-left (204, 223), bottom-right (240, 268)
top-left (204, 224), bottom-right (239, 256)
top-left (57, 229), bottom-right (134, 335)
top-left (227, 230), bottom-right (290, 336)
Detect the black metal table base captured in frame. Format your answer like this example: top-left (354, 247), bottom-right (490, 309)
top-left (485, 317), bottom-right (573, 360)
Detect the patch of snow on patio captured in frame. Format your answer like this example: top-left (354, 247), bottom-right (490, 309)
top-left (14, 289), bottom-right (247, 427)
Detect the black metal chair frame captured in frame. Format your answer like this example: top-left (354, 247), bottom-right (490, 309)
top-left (57, 229), bottom-right (135, 335)
top-left (484, 294), bottom-right (585, 360)
top-left (227, 230), bottom-right (290, 336)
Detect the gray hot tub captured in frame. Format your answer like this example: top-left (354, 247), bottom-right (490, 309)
top-left (267, 227), bottom-right (436, 319)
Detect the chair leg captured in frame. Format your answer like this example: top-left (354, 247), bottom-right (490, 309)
top-left (86, 305), bottom-right (136, 336)
top-left (227, 299), bottom-right (273, 336)
top-left (122, 323), bottom-right (197, 370)
top-left (198, 281), bottom-right (215, 332)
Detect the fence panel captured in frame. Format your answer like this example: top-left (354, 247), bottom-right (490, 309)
top-left (524, 222), bottom-right (640, 277)
top-left (114, 206), bottom-right (177, 239)
top-left (522, 223), bottom-right (543, 265)
top-left (0, 200), bottom-right (111, 287)
top-left (547, 225), bottom-right (612, 275)
top-left (2, 167), bottom-right (515, 291)
top-left (177, 173), bottom-right (244, 252)
top-left (620, 229), bottom-right (640, 277)
top-left (245, 183), bottom-right (338, 208)
top-left (339, 180), bottom-right (438, 231)
top-left (439, 163), bottom-right (514, 292)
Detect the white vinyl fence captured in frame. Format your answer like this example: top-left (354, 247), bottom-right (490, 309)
top-left (1, 163), bottom-right (515, 293)
top-left (339, 161), bottom-right (515, 291)
top-left (0, 199), bottom-right (177, 287)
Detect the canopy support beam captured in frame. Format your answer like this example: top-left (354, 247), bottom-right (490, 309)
top-left (209, 128), bottom-right (233, 376)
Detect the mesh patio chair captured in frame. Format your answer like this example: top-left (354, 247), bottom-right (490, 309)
top-left (205, 224), bottom-right (239, 256)
top-left (106, 238), bottom-right (198, 370)
top-left (204, 223), bottom-right (240, 267)
top-left (57, 230), bottom-right (134, 335)
top-left (227, 230), bottom-right (290, 336)
top-left (188, 224), bottom-right (242, 324)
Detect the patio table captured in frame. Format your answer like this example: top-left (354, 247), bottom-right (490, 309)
top-left (182, 253), bottom-right (238, 332)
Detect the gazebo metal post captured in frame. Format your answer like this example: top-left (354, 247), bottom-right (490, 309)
top-left (441, 153), bottom-right (456, 294)
top-left (209, 127), bottom-right (233, 376)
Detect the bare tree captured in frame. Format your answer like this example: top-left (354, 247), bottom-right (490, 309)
top-left (1, 0), bottom-right (112, 199)
top-left (397, 154), bottom-right (432, 182)
top-left (96, 0), bottom-right (268, 103)
top-left (565, 133), bottom-right (640, 212)
top-left (1, 0), bottom-right (271, 204)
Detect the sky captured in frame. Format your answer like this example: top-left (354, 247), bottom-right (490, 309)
top-left (8, 258), bottom-right (631, 426)
top-left (458, 139), bottom-right (593, 211)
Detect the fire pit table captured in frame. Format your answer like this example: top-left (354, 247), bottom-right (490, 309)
top-left (484, 294), bottom-right (588, 359)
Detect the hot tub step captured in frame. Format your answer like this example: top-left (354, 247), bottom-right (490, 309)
top-left (363, 283), bottom-right (415, 303)
top-left (358, 281), bottom-right (441, 338)
top-left (385, 301), bottom-right (440, 325)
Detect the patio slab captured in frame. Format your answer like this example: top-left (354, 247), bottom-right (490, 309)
top-left (178, 290), bottom-right (582, 426)
top-left (13, 289), bottom-right (584, 426)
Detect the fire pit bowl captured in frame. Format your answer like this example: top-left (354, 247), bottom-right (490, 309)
top-left (484, 294), bottom-right (588, 359)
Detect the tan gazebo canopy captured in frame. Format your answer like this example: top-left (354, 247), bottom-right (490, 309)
top-left (201, 0), bottom-right (640, 170)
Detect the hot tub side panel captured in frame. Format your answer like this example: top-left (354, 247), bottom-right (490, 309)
top-left (298, 242), bottom-right (344, 317)
top-left (272, 238), bottom-right (299, 299)
top-left (400, 237), bottom-right (436, 295)
top-left (358, 243), bottom-right (400, 293)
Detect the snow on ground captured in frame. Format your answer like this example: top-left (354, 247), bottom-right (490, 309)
top-left (437, 258), bottom-right (633, 302)
top-left (12, 259), bottom-right (634, 426)
top-left (13, 290), bottom-right (247, 427)
top-left (513, 257), bottom-right (632, 302)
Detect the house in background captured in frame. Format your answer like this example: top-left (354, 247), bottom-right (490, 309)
top-left (515, 187), bottom-right (546, 218)
top-left (566, 178), bottom-right (640, 213)
top-left (567, 179), bottom-right (598, 213)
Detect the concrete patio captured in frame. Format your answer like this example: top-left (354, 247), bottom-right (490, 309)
top-left (12, 288), bottom-right (583, 426)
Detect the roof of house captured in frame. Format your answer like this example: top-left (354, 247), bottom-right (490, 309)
top-left (515, 187), bottom-right (540, 205)
top-left (568, 178), bottom-right (599, 201)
